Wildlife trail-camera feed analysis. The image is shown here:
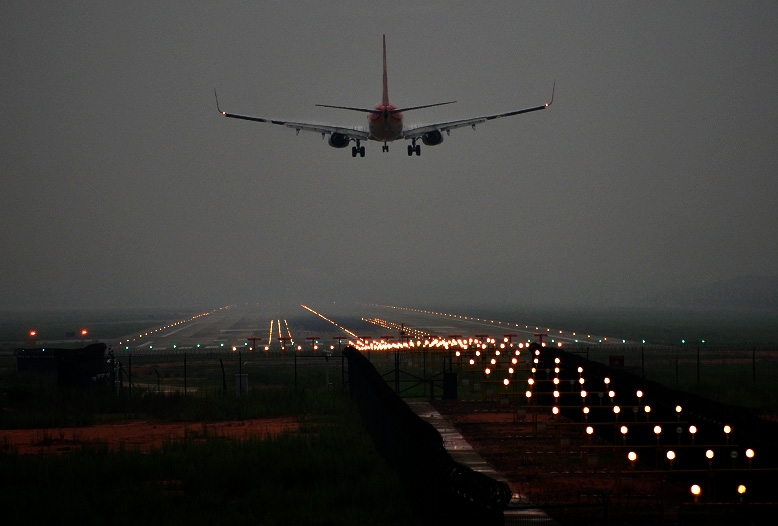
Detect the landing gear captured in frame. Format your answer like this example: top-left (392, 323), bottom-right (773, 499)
top-left (351, 140), bottom-right (365, 158)
top-left (407, 139), bottom-right (421, 156)
top-left (382, 142), bottom-right (389, 152)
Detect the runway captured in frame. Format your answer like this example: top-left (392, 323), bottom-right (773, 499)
top-left (111, 303), bottom-right (624, 354)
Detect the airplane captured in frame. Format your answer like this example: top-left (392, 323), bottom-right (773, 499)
top-left (214, 35), bottom-right (554, 157)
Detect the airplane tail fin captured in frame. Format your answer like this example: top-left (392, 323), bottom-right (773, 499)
top-left (382, 34), bottom-right (389, 106)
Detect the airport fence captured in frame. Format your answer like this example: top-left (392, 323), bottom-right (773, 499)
top-left (3, 343), bottom-right (778, 409)
top-left (356, 342), bottom-right (778, 411)
top-left (0, 348), bottom-right (345, 397)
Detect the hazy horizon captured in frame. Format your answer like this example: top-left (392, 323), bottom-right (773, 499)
top-left (3, 2), bottom-right (776, 311)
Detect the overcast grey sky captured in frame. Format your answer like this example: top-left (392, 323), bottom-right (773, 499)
top-left (2, 1), bottom-right (776, 311)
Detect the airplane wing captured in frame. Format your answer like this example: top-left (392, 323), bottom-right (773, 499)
top-left (402, 83), bottom-right (554, 140)
top-left (214, 91), bottom-right (370, 141)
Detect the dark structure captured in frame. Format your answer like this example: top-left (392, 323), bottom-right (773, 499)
top-left (15, 343), bottom-right (109, 387)
top-left (344, 346), bottom-right (511, 525)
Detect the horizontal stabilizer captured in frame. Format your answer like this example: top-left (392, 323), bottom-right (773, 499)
top-left (391, 101), bottom-right (457, 113)
top-left (315, 104), bottom-right (377, 113)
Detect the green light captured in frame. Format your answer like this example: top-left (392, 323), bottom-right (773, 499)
top-left (196, 343), bottom-right (200, 348)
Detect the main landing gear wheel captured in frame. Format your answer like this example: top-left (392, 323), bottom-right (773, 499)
top-left (352, 141), bottom-right (365, 157)
top-left (407, 141), bottom-right (421, 156)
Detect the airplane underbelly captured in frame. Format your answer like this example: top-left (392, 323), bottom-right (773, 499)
top-left (369, 120), bottom-right (403, 142)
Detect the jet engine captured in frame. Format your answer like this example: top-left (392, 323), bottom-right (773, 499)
top-left (328, 132), bottom-right (350, 148)
top-left (421, 130), bottom-right (444, 146)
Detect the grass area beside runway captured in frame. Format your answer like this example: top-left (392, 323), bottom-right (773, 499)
top-left (0, 387), bottom-right (422, 526)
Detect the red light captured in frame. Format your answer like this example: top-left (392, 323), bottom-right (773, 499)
top-left (81, 329), bottom-right (88, 336)
top-left (29, 330), bottom-right (37, 337)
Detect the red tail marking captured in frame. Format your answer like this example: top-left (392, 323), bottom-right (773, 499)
top-left (382, 34), bottom-right (389, 106)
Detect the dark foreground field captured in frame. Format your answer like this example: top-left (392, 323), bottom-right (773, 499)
top-left (0, 386), bottom-right (423, 526)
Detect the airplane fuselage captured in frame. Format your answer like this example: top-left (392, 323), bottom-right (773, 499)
top-left (368, 104), bottom-right (403, 142)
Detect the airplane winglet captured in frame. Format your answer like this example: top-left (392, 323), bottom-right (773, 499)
top-left (214, 89), bottom-right (225, 115)
top-left (546, 81), bottom-right (555, 107)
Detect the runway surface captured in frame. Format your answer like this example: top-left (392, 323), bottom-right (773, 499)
top-left (110, 303), bottom-right (622, 353)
